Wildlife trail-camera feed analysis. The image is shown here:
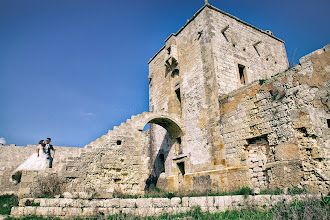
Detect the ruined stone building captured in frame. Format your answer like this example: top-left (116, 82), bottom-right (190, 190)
top-left (1, 3), bottom-right (329, 198)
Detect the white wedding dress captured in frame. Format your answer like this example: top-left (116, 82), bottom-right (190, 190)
top-left (10, 144), bottom-right (48, 184)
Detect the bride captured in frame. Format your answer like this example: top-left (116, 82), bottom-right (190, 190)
top-left (10, 140), bottom-right (49, 184)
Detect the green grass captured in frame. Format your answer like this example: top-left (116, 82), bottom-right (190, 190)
top-left (260, 188), bottom-right (283, 195)
top-left (6, 216), bottom-right (61, 220)
top-left (116, 187), bottom-right (254, 199)
top-left (0, 194), bottom-right (19, 215)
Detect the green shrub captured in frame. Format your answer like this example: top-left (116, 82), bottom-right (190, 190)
top-left (287, 186), bottom-right (307, 195)
top-left (0, 194), bottom-right (18, 215)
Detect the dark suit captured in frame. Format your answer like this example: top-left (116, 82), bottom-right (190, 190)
top-left (45, 144), bottom-right (54, 168)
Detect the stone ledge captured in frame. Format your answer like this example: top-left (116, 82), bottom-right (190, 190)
top-left (11, 194), bottom-right (316, 218)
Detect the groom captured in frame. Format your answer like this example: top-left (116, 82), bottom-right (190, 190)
top-left (45, 137), bottom-right (56, 168)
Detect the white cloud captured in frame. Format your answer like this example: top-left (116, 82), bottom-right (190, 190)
top-left (0, 137), bottom-right (6, 145)
top-left (82, 112), bottom-right (96, 117)
top-left (81, 112), bottom-right (96, 120)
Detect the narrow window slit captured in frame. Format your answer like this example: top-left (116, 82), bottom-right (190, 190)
top-left (175, 88), bottom-right (181, 103)
top-left (238, 64), bottom-right (247, 85)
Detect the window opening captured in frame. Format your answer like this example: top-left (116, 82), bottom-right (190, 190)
top-left (117, 140), bottom-right (122, 145)
top-left (167, 47), bottom-right (171, 55)
top-left (238, 64), bottom-right (246, 85)
top-left (175, 88), bottom-right (181, 103)
top-left (177, 162), bottom-right (185, 176)
top-left (327, 119), bottom-right (330, 128)
top-left (114, 178), bottom-right (121, 183)
top-left (176, 137), bottom-right (182, 154)
top-left (159, 154), bottom-right (165, 173)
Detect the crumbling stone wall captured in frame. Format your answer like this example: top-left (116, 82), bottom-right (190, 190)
top-left (219, 45), bottom-right (329, 193)
top-left (0, 144), bottom-right (80, 195)
top-left (16, 112), bottom-right (183, 198)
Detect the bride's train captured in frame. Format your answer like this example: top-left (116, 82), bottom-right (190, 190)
top-left (10, 152), bottom-right (48, 184)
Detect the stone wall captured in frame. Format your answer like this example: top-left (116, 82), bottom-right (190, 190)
top-left (218, 44), bottom-right (330, 193)
top-left (208, 5), bottom-right (289, 96)
top-left (0, 144), bottom-right (80, 195)
top-left (16, 112), bottom-right (183, 198)
top-left (10, 194), bottom-right (317, 218)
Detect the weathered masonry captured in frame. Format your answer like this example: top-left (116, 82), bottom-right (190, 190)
top-left (0, 2), bottom-right (329, 198)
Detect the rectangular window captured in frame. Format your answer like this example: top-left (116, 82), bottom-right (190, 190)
top-left (177, 162), bottom-right (185, 176)
top-left (238, 64), bottom-right (247, 85)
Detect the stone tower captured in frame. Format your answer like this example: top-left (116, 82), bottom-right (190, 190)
top-left (147, 3), bottom-right (289, 191)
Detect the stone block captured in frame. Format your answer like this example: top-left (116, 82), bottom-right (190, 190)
top-left (103, 198), bottom-right (120, 208)
top-left (189, 196), bottom-right (207, 207)
top-left (63, 207), bottom-right (83, 216)
top-left (275, 144), bottom-right (299, 161)
top-left (152, 198), bottom-right (170, 208)
top-left (36, 207), bottom-right (49, 216)
top-left (153, 208), bottom-right (165, 216)
top-left (206, 196), bottom-right (214, 207)
top-left (231, 195), bottom-right (244, 206)
top-left (136, 198), bottom-right (153, 208)
top-left (108, 208), bottom-right (120, 215)
top-left (63, 192), bottom-right (73, 198)
top-left (88, 199), bottom-right (104, 207)
top-left (82, 207), bottom-right (97, 216)
top-left (71, 199), bottom-right (86, 208)
top-left (10, 207), bottom-right (24, 217)
top-left (182, 197), bottom-right (189, 207)
top-left (47, 207), bottom-right (63, 216)
top-left (121, 208), bottom-right (133, 214)
top-left (222, 196), bottom-right (232, 207)
top-left (39, 199), bottom-right (47, 207)
top-left (19, 187), bottom-right (30, 195)
top-left (135, 208), bottom-right (155, 217)
top-left (120, 199), bottom-right (136, 208)
top-left (170, 197), bottom-right (182, 207)
top-left (59, 198), bottom-right (74, 207)
top-left (214, 196), bottom-right (224, 208)
top-left (46, 199), bottom-right (60, 207)
top-left (23, 207), bottom-right (36, 216)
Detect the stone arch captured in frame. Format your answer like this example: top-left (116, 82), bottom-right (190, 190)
top-left (136, 112), bottom-right (183, 138)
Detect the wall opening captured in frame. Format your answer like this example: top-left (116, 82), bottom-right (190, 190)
top-left (238, 64), bottom-right (247, 85)
top-left (159, 153), bottom-right (165, 173)
top-left (117, 140), bottom-right (122, 145)
top-left (175, 88), bottom-right (181, 103)
top-left (114, 178), bottom-right (121, 183)
top-left (177, 162), bottom-right (185, 176)
top-left (167, 47), bottom-right (171, 55)
top-left (327, 119), bottom-right (330, 128)
top-left (176, 137), bottom-right (182, 154)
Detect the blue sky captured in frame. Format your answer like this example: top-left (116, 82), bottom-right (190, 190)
top-left (1, 0), bottom-right (329, 147)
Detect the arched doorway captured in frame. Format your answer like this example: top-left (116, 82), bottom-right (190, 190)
top-left (137, 113), bottom-right (184, 191)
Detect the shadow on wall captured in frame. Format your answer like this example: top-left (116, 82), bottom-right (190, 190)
top-left (145, 132), bottom-right (171, 191)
